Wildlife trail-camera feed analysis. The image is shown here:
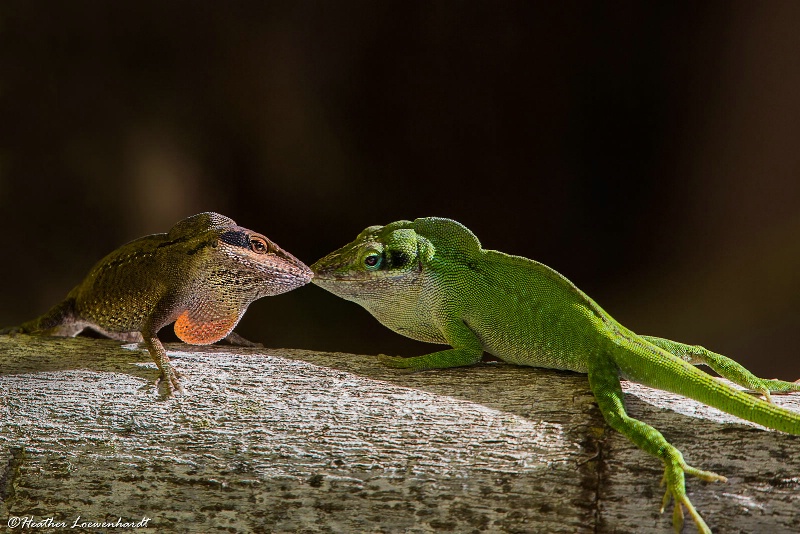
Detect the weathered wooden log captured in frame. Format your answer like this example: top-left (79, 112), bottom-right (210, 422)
top-left (1, 335), bottom-right (798, 533)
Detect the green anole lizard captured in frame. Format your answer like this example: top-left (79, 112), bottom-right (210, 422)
top-left (311, 216), bottom-right (800, 534)
top-left (1, 212), bottom-right (312, 393)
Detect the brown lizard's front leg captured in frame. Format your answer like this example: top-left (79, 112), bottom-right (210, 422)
top-left (141, 329), bottom-right (183, 395)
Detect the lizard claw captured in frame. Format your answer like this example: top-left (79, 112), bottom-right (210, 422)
top-left (376, 354), bottom-right (419, 373)
top-left (155, 367), bottom-right (184, 396)
top-left (377, 354), bottom-right (408, 367)
top-left (223, 331), bottom-right (263, 348)
top-left (661, 486), bottom-right (705, 534)
top-left (659, 457), bottom-right (725, 534)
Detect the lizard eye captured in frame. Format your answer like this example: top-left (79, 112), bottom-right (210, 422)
top-left (364, 252), bottom-right (382, 269)
top-left (250, 237), bottom-right (269, 254)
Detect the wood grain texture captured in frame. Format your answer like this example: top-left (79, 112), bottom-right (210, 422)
top-left (1, 335), bottom-right (798, 533)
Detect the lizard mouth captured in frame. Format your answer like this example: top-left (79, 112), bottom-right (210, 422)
top-left (311, 260), bottom-right (378, 282)
top-left (310, 270), bottom-right (366, 282)
top-left (309, 256), bottom-right (353, 280)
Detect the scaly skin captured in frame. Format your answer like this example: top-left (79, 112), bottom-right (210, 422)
top-left (1, 212), bottom-right (312, 394)
top-left (311, 217), bottom-right (800, 534)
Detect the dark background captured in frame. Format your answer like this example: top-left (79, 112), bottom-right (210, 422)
top-left (2, 1), bottom-right (800, 379)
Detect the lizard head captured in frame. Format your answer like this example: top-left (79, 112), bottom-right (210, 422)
top-left (310, 220), bottom-right (436, 306)
top-left (169, 212), bottom-right (313, 299)
top-left (214, 227), bottom-right (313, 297)
top-left (311, 217), bottom-right (480, 287)
top-left (311, 217), bottom-right (483, 336)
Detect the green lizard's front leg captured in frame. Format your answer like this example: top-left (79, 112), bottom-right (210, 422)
top-left (379, 319), bottom-right (484, 371)
top-left (587, 353), bottom-right (725, 534)
top-left (641, 336), bottom-right (800, 403)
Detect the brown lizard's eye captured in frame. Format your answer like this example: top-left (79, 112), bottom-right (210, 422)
top-left (250, 237), bottom-right (268, 254)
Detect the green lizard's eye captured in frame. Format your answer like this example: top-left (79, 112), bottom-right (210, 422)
top-left (364, 252), bottom-right (383, 270)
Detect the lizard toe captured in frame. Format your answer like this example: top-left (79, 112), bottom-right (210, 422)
top-left (155, 370), bottom-right (184, 396)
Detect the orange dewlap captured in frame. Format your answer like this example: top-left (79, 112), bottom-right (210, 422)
top-left (174, 310), bottom-right (239, 345)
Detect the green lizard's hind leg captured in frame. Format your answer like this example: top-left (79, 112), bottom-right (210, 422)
top-left (641, 336), bottom-right (800, 403)
top-left (379, 319), bottom-right (483, 371)
top-left (588, 354), bottom-right (725, 534)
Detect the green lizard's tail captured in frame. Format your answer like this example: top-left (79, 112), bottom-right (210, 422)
top-left (611, 333), bottom-right (800, 435)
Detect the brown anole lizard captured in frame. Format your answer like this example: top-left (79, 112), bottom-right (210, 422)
top-left (1, 212), bottom-right (312, 393)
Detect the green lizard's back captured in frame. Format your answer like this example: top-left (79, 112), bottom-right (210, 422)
top-left (460, 248), bottom-right (800, 436)
top-left (455, 249), bottom-right (615, 373)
